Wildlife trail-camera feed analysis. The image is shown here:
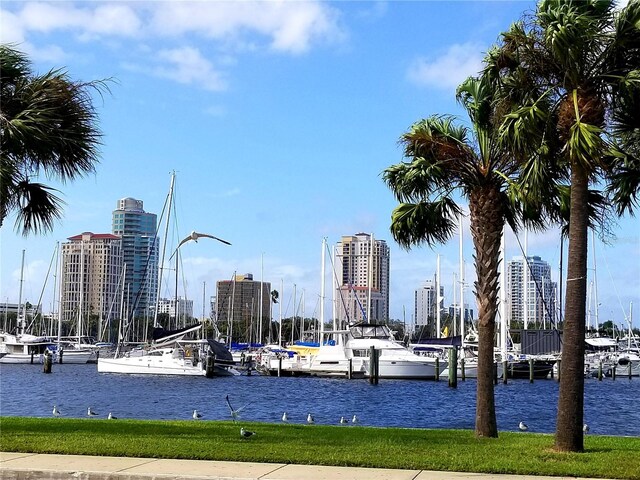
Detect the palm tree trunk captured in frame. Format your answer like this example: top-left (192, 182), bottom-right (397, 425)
top-left (469, 186), bottom-right (503, 438)
top-left (555, 161), bottom-right (588, 452)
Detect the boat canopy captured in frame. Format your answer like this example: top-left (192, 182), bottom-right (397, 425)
top-left (412, 336), bottom-right (462, 347)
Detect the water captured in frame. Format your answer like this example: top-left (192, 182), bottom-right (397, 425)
top-left (1, 364), bottom-right (638, 437)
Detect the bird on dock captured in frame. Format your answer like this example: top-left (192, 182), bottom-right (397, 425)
top-left (193, 409), bottom-right (203, 419)
top-left (351, 415), bottom-right (359, 424)
top-left (281, 412), bottom-right (288, 422)
top-left (87, 407), bottom-right (99, 417)
top-left (240, 427), bottom-right (256, 438)
top-left (52, 405), bottom-right (61, 417)
top-left (340, 416), bottom-right (348, 424)
top-left (225, 395), bottom-right (249, 422)
top-left (583, 423), bottom-right (590, 433)
top-left (519, 421), bottom-right (528, 431)
top-left (108, 412), bottom-right (117, 420)
top-left (306, 413), bottom-right (315, 424)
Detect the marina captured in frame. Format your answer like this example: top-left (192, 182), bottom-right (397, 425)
top-left (1, 363), bottom-right (639, 437)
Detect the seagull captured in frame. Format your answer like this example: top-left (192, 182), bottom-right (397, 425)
top-left (340, 416), bottom-right (348, 424)
top-left (52, 405), bottom-right (61, 417)
top-left (351, 415), bottom-right (359, 424)
top-left (281, 412), bottom-right (288, 422)
top-left (171, 231), bottom-right (231, 259)
top-left (193, 409), bottom-right (203, 419)
top-left (583, 423), bottom-right (590, 433)
top-left (108, 412), bottom-right (117, 420)
top-left (240, 427), bottom-right (256, 438)
top-left (225, 395), bottom-right (249, 423)
top-left (306, 413), bottom-right (315, 424)
top-left (519, 421), bottom-right (529, 431)
top-left (87, 407), bottom-right (99, 417)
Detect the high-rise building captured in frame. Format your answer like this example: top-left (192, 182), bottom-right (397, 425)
top-left (157, 297), bottom-right (194, 321)
top-left (334, 233), bottom-right (390, 324)
top-left (112, 198), bottom-right (158, 318)
top-left (216, 273), bottom-right (272, 342)
top-left (414, 279), bottom-right (444, 335)
top-left (507, 255), bottom-right (557, 327)
top-left (59, 233), bottom-right (123, 333)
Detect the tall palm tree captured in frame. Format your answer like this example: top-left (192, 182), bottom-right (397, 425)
top-left (383, 75), bottom-right (537, 438)
top-left (484, 0), bottom-right (640, 452)
top-left (0, 44), bottom-right (108, 235)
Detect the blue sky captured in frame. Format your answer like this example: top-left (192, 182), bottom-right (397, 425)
top-left (1, 1), bottom-right (638, 331)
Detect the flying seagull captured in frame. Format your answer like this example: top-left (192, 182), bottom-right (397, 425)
top-left (351, 415), bottom-right (359, 424)
top-left (340, 416), bottom-right (348, 424)
top-left (87, 407), bottom-right (99, 417)
top-left (52, 405), bottom-right (61, 417)
top-left (306, 413), bottom-right (315, 424)
top-left (225, 395), bottom-right (249, 422)
top-left (193, 409), bottom-right (203, 419)
top-left (171, 231), bottom-right (231, 260)
top-left (281, 412), bottom-right (288, 422)
top-left (108, 412), bottom-right (117, 420)
top-left (240, 427), bottom-right (256, 438)
top-left (519, 421), bottom-right (528, 431)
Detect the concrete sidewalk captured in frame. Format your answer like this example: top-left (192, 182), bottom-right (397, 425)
top-left (0, 452), bottom-right (611, 480)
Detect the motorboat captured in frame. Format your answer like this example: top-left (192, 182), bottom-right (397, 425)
top-left (0, 332), bottom-right (55, 364)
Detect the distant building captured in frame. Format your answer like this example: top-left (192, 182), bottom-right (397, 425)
top-left (112, 198), bottom-right (158, 318)
top-left (414, 279), bottom-right (444, 332)
top-left (59, 232), bottom-right (123, 330)
top-left (157, 297), bottom-right (194, 323)
top-left (334, 233), bottom-right (390, 324)
top-left (507, 255), bottom-right (557, 328)
top-left (216, 273), bottom-right (272, 342)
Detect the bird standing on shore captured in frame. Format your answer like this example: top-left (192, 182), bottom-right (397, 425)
top-left (307, 413), bottom-right (314, 424)
top-left (87, 407), bottom-right (98, 417)
top-left (52, 405), bottom-right (61, 417)
top-left (108, 412), bottom-right (117, 420)
top-left (583, 423), bottom-right (590, 433)
top-left (193, 409), bottom-right (203, 419)
top-left (281, 412), bottom-right (288, 422)
top-left (351, 415), bottom-right (359, 424)
top-left (519, 421), bottom-right (528, 431)
top-left (240, 427), bottom-right (255, 438)
top-left (340, 416), bottom-right (348, 424)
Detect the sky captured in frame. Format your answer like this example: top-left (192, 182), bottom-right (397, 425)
top-left (1, 1), bottom-right (638, 332)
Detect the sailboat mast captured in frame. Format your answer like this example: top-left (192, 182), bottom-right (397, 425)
top-left (500, 229), bottom-right (508, 359)
top-left (320, 238), bottom-right (326, 340)
top-left (259, 253), bottom-right (263, 344)
top-left (278, 278), bottom-right (283, 346)
top-left (17, 249), bottom-right (25, 335)
top-left (459, 213), bottom-right (464, 344)
top-left (79, 241), bottom-right (84, 342)
top-left (153, 172), bottom-right (175, 328)
top-left (436, 254), bottom-right (441, 338)
top-left (367, 233), bottom-right (374, 322)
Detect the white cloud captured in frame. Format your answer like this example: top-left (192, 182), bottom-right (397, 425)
top-left (407, 42), bottom-right (485, 90)
top-left (153, 47), bottom-right (227, 92)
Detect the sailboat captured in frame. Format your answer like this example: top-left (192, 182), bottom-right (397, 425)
top-left (97, 173), bottom-right (236, 377)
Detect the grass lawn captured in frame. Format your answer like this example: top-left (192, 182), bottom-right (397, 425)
top-left (1, 417), bottom-right (639, 479)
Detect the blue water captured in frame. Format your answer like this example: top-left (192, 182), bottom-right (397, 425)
top-left (1, 364), bottom-right (638, 437)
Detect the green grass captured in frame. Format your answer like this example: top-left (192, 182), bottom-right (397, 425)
top-left (1, 417), bottom-right (639, 479)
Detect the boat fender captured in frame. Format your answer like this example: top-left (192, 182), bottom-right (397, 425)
top-left (618, 357), bottom-right (630, 366)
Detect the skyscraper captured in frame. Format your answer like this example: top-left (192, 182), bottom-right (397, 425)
top-left (507, 255), bottom-right (557, 328)
top-left (112, 198), bottom-right (158, 318)
top-left (334, 233), bottom-right (390, 324)
top-left (414, 279), bottom-right (444, 335)
top-left (59, 232), bottom-right (123, 337)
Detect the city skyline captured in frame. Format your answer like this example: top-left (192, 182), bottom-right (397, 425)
top-left (1, 1), bottom-right (637, 331)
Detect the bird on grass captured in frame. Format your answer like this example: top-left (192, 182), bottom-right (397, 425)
top-left (225, 395), bottom-right (249, 423)
top-left (519, 421), bottom-right (528, 431)
top-left (87, 407), bottom-right (99, 417)
top-left (240, 427), bottom-right (256, 438)
top-left (306, 413), bottom-right (315, 424)
top-left (193, 409), bottom-right (203, 419)
top-left (583, 423), bottom-right (590, 433)
top-left (281, 412), bottom-right (288, 422)
top-left (340, 416), bottom-right (348, 424)
top-left (108, 412), bottom-right (117, 420)
top-left (351, 415), bottom-right (359, 424)
top-left (52, 405), bottom-right (61, 417)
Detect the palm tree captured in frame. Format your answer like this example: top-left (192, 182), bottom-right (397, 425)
top-left (383, 75), bottom-right (536, 438)
top-left (484, 0), bottom-right (640, 452)
top-left (0, 44), bottom-right (108, 235)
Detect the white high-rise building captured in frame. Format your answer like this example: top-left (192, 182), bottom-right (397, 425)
top-left (59, 232), bottom-right (123, 333)
top-left (507, 255), bottom-right (557, 328)
top-left (414, 279), bottom-right (444, 335)
top-left (334, 233), bottom-right (390, 324)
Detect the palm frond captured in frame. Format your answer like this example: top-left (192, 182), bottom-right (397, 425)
top-left (12, 180), bottom-right (64, 236)
top-left (389, 199), bottom-right (462, 250)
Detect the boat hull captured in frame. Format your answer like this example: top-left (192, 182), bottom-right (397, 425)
top-left (97, 356), bottom-right (207, 376)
